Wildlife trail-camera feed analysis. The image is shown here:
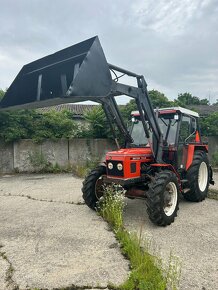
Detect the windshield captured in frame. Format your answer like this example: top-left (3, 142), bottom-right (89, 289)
top-left (158, 115), bottom-right (178, 145)
top-left (130, 120), bottom-right (149, 147)
top-left (130, 114), bottom-right (179, 147)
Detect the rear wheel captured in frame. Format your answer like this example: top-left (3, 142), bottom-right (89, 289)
top-left (82, 165), bottom-right (106, 210)
top-left (183, 150), bottom-right (209, 202)
top-left (146, 170), bottom-right (179, 226)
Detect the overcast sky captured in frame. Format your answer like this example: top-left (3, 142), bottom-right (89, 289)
top-left (0, 0), bottom-right (218, 104)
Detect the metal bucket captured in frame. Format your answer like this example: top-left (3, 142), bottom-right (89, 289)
top-left (0, 36), bottom-right (112, 109)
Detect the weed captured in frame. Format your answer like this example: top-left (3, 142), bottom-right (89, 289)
top-left (97, 185), bottom-right (181, 290)
top-left (211, 151), bottom-right (218, 167)
top-left (28, 150), bottom-right (49, 171)
top-left (97, 184), bottom-right (125, 230)
top-left (28, 151), bottom-right (71, 173)
top-left (72, 158), bottom-right (100, 178)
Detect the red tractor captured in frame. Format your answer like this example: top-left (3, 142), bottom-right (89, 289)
top-left (83, 106), bottom-right (214, 226)
top-left (0, 36), bottom-right (214, 226)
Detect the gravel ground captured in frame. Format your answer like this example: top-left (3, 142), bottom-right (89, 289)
top-left (0, 172), bottom-right (217, 290)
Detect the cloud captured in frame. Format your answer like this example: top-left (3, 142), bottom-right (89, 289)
top-left (0, 0), bottom-right (217, 103)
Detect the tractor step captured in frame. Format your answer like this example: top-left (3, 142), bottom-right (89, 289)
top-left (183, 188), bottom-right (190, 194)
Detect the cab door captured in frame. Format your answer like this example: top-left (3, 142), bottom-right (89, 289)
top-left (177, 115), bottom-right (197, 169)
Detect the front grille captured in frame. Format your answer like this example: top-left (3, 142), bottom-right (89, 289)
top-left (106, 160), bottom-right (124, 177)
top-left (130, 162), bottom-right (136, 173)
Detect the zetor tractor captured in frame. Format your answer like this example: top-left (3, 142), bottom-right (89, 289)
top-left (0, 36), bottom-right (214, 226)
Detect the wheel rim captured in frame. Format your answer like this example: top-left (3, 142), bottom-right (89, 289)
top-left (163, 182), bottom-right (178, 216)
top-left (198, 162), bottom-right (208, 192)
top-left (95, 177), bottom-right (104, 200)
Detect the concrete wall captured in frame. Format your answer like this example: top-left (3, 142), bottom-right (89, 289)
top-left (0, 137), bottom-right (217, 173)
top-left (0, 139), bottom-right (116, 173)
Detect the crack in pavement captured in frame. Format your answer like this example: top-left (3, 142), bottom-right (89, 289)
top-left (0, 194), bottom-right (85, 205)
top-left (0, 245), bottom-right (19, 290)
top-left (0, 245), bottom-right (111, 290)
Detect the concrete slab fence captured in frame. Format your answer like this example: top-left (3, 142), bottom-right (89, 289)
top-left (0, 137), bottom-right (217, 173)
top-left (0, 139), bottom-right (116, 173)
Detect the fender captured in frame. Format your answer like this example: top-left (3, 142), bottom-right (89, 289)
top-left (186, 144), bottom-right (208, 170)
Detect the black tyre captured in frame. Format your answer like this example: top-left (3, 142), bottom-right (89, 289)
top-left (183, 150), bottom-right (209, 202)
top-left (146, 170), bottom-right (179, 226)
top-left (82, 165), bottom-right (106, 210)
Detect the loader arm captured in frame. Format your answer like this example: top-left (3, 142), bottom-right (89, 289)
top-left (0, 36), bottom-right (163, 162)
top-left (108, 64), bottom-right (163, 162)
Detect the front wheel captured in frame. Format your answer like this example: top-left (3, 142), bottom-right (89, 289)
top-left (82, 165), bottom-right (106, 210)
top-left (146, 170), bottom-right (179, 226)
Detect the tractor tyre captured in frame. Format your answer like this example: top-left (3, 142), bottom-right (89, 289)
top-left (146, 170), bottom-right (179, 226)
top-left (183, 150), bottom-right (209, 202)
top-left (82, 165), bottom-right (106, 210)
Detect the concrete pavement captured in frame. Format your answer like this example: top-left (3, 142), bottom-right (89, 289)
top-left (0, 172), bottom-right (217, 290)
top-left (0, 174), bottom-right (129, 290)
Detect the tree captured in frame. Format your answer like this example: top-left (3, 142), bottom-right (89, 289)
top-left (120, 90), bottom-right (173, 122)
top-left (119, 99), bottom-right (137, 122)
top-left (83, 106), bottom-right (110, 138)
top-left (176, 92), bottom-right (209, 107)
top-left (200, 98), bottom-right (209, 105)
top-left (148, 89), bottom-right (173, 108)
top-left (200, 112), bottom-right (218, 136)
top-left (0, 89), bottom-right (5, 101)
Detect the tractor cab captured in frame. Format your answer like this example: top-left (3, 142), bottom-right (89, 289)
top-left (131, 107), bottom-right (202, 170)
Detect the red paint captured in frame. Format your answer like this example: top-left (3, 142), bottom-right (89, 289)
top-left (195, 130), bottom-right (200, 142)
top-left (158, 109), bottom-right (177, 114)
top-left (186, 144), bottom-right (195, 170)
top-left (106, 148), bottom-right (154, 179)
top-left (185, 144), bottom-right (208, 170)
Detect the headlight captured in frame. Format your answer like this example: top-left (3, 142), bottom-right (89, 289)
top-left (108, 162), bottom-right (113, 170)
top-left (117, 163), bottom-right (123, 171)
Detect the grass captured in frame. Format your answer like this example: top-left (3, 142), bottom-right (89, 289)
top-left (97, 185), bottom-right (181, 290)
top-left (72, 158), bottom-right (100, 178)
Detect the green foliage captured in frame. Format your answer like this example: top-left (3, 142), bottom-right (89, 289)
top-left (83, 106), bottom-right (111, 138)
top-left (0, 88), bottom-right (5, 101)
top-left (148, 89), bottom-right (174, 108)
top-left (0, 109), bottom-right (79, 142)
top-left (0, 110), bottom-right (38, 142)
top-left (0, 88), bottom-right (216, 143)
top-left (71, 158), bottom-right (100, 178)
top-left (211, 151), bottom-right (218, 167)
top-left (176, 92), bottom-right (209, 107)
top-left (200, 98), bottom-right (210, 105)
top-left (97, 185), bottom-right (125, 230)
top-left (31, 110), bottom-right (78, 142)
top-left (97, 186), bottom-right (181, 290)
top-left (28, 151), bottom-right (71, 173)
top-left (120, 99), bottom-right (137, 122)
top-left (200, 112), bottom-right (218, 136)
top-left (119, 89), bottom-right (173, 123)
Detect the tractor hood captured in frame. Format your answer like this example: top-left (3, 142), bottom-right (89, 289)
top-left (106, 148), bottom-right (153, 159)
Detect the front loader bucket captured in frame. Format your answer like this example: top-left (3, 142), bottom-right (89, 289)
top-left (0, 36), bottom-right (112, 109)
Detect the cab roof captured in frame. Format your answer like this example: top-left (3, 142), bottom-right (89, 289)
top-left (132, 106), bottom-right (199, 118)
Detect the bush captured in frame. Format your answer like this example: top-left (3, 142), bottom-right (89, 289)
top-left (0, 110), bottom-right (80, 143)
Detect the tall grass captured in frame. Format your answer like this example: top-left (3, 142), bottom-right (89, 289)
top-left (97, 185), bottom-right (181, 290)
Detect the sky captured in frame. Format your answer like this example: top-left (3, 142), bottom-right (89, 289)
top-left (0, 0), bottom-right (218, 104)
